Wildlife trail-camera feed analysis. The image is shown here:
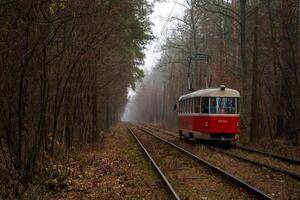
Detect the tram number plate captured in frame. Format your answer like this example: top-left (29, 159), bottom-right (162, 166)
top-left (218, 120), bottom-right (228, 123)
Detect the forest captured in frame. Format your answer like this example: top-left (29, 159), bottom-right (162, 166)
top-left (128, 0), bottom-right (300, 147)
top-left (1, 0), bottom-right (300, 198)
top-left (0, 0), bottom-right (152, 196)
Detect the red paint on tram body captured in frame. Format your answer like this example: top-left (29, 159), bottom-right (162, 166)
top-left (178, 115), bottom-right (240, 134)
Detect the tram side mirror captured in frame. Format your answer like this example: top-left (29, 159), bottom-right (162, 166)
top-left (173, 104), bottom-right (177, 111)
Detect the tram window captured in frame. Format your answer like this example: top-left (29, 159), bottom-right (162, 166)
top-left (210, 97), bottom-right (237, 114)
top-left (186, 99), bottom-right (188, 113)
top-left (193, 98), bottom-right (196, 113)
top-left (210, 98), bottom-right (217, 113)
top-left (201, 97), bottom-right (209, 113)
top-left (194, 97), bottom-right (200, 113)
top-left (191, 99), bottom-right (193, 113)
top-left (220, 97), bottom-right (235, 114)
top-left (236, 98), bottom-right (240, 114)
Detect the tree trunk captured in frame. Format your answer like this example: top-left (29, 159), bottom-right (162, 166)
top-left (250, 7), bottom-right (259, 142)
top-left (239, 0), bottom-right (250, 139)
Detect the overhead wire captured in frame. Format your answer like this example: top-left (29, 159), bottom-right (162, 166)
top-left (152, 0), bottom-right (178, 53)
top-left (146, 0), bottom-right (179, 69)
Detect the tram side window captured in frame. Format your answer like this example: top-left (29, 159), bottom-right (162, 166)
top-left (194, 97), bottom-right (200, 113)
top-left (187, 99), bottom-right (189, 113)
top-left (190, 98), bottom-right (193, 113)
top-left (201, 97), bottom-right (209, 113)
top-left (236, 98), bottom-right (240, 114)
top-left (210, 97), bottom-right (217, 113)
top-left (186, 99), bottom-right (188, 113)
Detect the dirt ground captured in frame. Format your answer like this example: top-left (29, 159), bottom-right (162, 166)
top-left (47, 124), bottom-right (170, 200)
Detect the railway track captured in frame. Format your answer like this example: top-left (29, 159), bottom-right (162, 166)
top-left (128, 127), bottom-right (181, 200)
top-left (147, 124), bottom-right (299, 164)
top-left (145, 124), bottom-right (300, 180)
top-left (233, 145), bottom-right (300, 165)
top-left (129, 126), bottom-right (273, 200)
top-left (207, 146), bottom-right (300, 180)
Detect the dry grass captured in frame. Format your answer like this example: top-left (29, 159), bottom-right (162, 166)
top-left (46, 124), bottom-right (170, 200)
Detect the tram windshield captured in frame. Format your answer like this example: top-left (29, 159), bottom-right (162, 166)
top-left (201, 97), bottom-right (239, 114)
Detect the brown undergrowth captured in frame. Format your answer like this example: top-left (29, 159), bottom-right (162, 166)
top-left (45, 124), bottom-right (169, 199)
top-left (1, 124), bottom-right (169, 199)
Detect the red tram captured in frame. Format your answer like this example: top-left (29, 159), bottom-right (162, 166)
top-left (177, 85), bottom-right (240, 144)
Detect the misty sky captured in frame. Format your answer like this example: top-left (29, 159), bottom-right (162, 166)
top-left (122, 0), bottom-right (185, 121)
top-left (143, 0), bottom-right (185, 71)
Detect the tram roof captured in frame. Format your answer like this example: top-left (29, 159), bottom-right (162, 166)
top-left (178, 87), bottom-right (240, 101)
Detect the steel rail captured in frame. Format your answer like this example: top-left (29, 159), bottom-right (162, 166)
top-left (233, 145), bottom-right (300, 165)
top-left (207, 146), bottom-right (300, 181)
top-left (142, 125), bottom-right (179, 139)
top-left (144, 125), bottom-right (300, 180)
top-left (139, 127), bottom-right (273, 200)
top-left (127, 128), bottom-right (181, 200)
